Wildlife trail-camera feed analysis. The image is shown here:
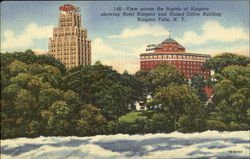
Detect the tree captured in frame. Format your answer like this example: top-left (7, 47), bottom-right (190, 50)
top-left (135, 69), bottom-right (152, 95)
top-left (42, 101), bottom-right (70, 135)
top-left (135, 63), bottom-right (185, 95)
top-left (1, 51), bottom-right (68, 138)
top-left (65, 63), bottom-right (121, 103)
top-left (0, 50), bottom-right (37, 68)
top-left (1, 85), bottom-right (21, 138)
top-left (154, 84), bottom-right (205, 132)
top-left (191, 75), bottom-right (208, 102)
top-left (95, 84), bottom-right (133, 124)
top-left (150, 63), bottom-right (185, 88)
top-left (203, 53), bottom-right (250, 73)
top-left (75, 104), bottom-right (107, 136)
top-left (121, 71), bottom-right (143, 104)
top-left (208, 65), bottom-right (250, 130)
top-left (38, 88), bottom-right (62, 110)
top-left (7, 60), bottom-right (29, 76)
top-left (149, 112), bottom-right (172, 133)
top-left (65, 62), bottom-right (139, 121)
top-left (36, 54), bottom-right (66, 73)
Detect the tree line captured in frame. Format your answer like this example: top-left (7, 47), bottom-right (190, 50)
top-left (1, 50), bottom-right (250, 139)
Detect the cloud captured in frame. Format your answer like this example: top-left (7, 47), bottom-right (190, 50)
top-left (92, 37), bottom-right (127, 62)
top-left (176, 20), bottom-right (249, 45)
top-left (92, 37), bottom-right (143, 73)
top-left (108, 24), bottom-right (170, 39)
top-left (104, 58), bottom-right (140, 74)
top-left (191, 44), bottom-right (249, 57)
top-left (33, 48), bottom-right (48, 55)
top-left (92, 38), bottom-right (118, 58)
top-left (1, 23), bottom-right (53, 50)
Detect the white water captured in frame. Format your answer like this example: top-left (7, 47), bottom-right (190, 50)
top-left (1, 131), bottom-right (250, 159)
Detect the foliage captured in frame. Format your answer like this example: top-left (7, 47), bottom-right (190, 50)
top-left (208, 64), bottom-right (250, 130)
top-left (118, 111), bottom-right (155, 123)
top-left (191, 75), bottom-right (208, 102)
top-left (0, 54), bottom-right (72, 138)
top-left (46, 101), bottom-right (70, 135)
top-left (1, 49), bottom-right (66, 73)
top-left (203, 53), bottom-right (250, 73)
top-left (153, 84), bottom-right (206, 132)
top-left (75, 104), bottom-right (107, 136)
top-left (135, 63), bottom-right (185, 95)
top-left (135, 69), bottom-right (154, 95)
top-left (117, 110), bottom-right (174, 134)
top-left (1, 51), bottom-right (250, 138)
top-left (64, 62), bottom-right (140, 122)
top-left (1, 51), bottom-right (140, 138)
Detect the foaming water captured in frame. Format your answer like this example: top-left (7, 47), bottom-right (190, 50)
top-left (1, 131), bottom-right (249, 159)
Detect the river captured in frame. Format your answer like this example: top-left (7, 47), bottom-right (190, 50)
top-left (1, 131), bottom-right (249, 159)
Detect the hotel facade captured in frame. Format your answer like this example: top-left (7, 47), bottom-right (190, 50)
top-left (48, 4), bottom-right (91, 69)
top-left (140, 37), bottom-right (211, 79)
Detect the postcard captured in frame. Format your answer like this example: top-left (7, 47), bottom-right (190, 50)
top-left (1, 1), bottom-right (249, 159)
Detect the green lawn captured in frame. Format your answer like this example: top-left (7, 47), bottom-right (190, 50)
top-left (119, 111), bottom-right (155, 123)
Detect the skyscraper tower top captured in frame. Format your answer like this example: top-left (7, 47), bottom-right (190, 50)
top-left (48, 4), bottom-right (91, 69)
top-left (59, 4), bottom-right (78, 12)
top-left (58, 4), bottom-right (81, 28)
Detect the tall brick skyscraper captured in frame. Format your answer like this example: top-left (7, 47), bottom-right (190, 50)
top-left (49, 4), bottom-right (91, 69)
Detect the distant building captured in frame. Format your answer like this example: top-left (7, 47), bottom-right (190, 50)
top-left (49, 4), bottom-right (91, 69)
top-left (140, 37), bottom-right (211, 79)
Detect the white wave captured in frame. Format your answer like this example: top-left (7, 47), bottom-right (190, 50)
top-left (12, 144), bottom-right (126, 159)
top-left (1, 131), bottom-right (250, 159)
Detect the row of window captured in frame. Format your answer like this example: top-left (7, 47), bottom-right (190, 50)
top-left (53, 37), bottom-right (80, 41)
top-left (60, 21), bottom-right (79, 27)
top-left (179, 65), bottom-right (201, 69)
top-left (51, 42), bottom-right (89, 47)
top-left (142, 65), bottom-right (208, 73)
top-left (161, 47), bottom-right (179, 51)
top-left (51, 52), bottom-right (90, 57)
top-left (56, 26), bottom-right (79, 31)
top-left (142, 61), bottom-right (204, 66)
top-left (141, 66), bottom-right (209, 77)
top-left (54, 28), bottom-right (85, 34)
top-left (60, 14), bottom-right (79, 19)
top-left (60, 19), bottom-right (74, 22)
top-left (52, 54), bottom-right (79, 61)
top-left (56, 27), bottom-right (84, 31)
top-left (64, 62), bottom-right (77, 65)
top-left (186, 74), bottom-right (208, 79)
top-left (141, 55), bottom-right (209, 61)
top-left (162, 44), bottom-right (178, 47)
top-left (181, 70), bottom-right (210, 74)
top-left (52, 47), bottom-right (77, 50)
top-left (61, 24), bottom-right (74, 27)
top-left (51, 42), bottom-right (77, 47)
top-left (60, 16), bottom-right (75, 21)
top-left (60, 57), bottom-right (78, 61)
top-left (54, 32), bottom-right (86, 37)
top-left (51, 48), bottom-right (77, 52)
top-left (51, 48), bottom-right (90, 53)
top-left (51, 53), bottom-right (78, 57)
top-left (54, 32), bottom-right (77, 36)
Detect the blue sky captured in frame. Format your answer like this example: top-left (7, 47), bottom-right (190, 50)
top-left (1, 1), bottom-right (249, 73)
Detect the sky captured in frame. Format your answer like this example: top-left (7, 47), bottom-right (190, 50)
top-left (1, 1), bottom-right (249, 73)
